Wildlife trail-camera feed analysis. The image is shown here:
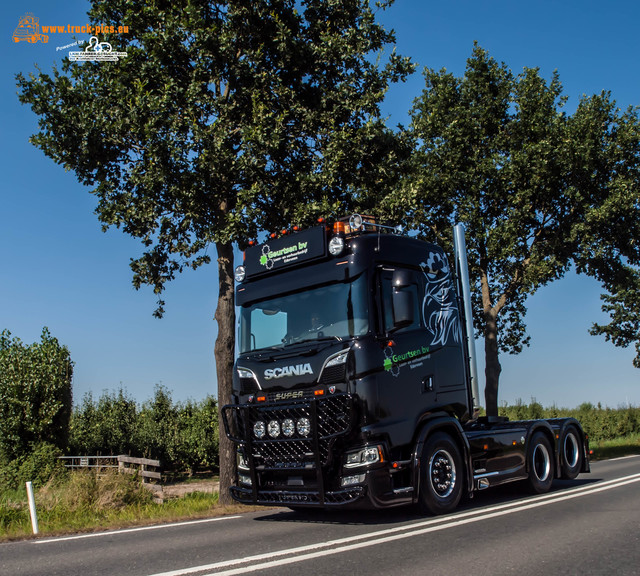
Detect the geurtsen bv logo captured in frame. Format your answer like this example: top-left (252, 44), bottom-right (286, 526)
top-left (69, 36), bottom-right (127, 62)
top-left (259, 244), bottom-right (274, 269)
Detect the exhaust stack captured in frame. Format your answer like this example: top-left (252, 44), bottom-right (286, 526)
top-left (453, 224), bottom-right (481, 414)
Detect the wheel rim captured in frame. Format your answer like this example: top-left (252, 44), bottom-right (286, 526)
top-left (532, 442), bottom-right (551, 482)
top-left (429, 449), bottom-right (456, 498)
top-left (564, 432), bottom-right (579, 468)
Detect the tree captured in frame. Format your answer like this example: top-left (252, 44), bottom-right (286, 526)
top-left (17, 0), bottom-right (412, 502)
top-left (396, 45), bottom-right (638, 416)
top-left (589, 271), bottom-right (640, 368)
top-left (0, 328), bottom-right (73, 462)
top-left (69, 388), bottom-right (139, 455)
top-left (570, 104), bottom-right (640, 368)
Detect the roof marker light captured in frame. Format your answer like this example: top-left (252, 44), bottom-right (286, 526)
top-left (234, 265), bottom-right (246, 282)
top-left (329, 235), bottom-right (345, 256)
top-left (349, 214), bottom-right (363, 231)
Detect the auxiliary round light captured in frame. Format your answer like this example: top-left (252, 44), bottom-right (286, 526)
top-left (234, 265), bottom-right (246, 282)
top-left (328, 236), bottom-right (345, 256)
top-left (349, 213), bottom-right (363, 231)
top-left (253, 421), bottom-right (266, 439)
top-left (297, 417), bottom-right (311, 437)
top-left (282, 419), bottom-right (295, 437)
top-left (268, 420), bottom-right (281, 438)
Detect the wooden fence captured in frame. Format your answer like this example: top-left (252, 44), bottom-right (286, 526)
top-left (59, 455), bottom-right (161, 486)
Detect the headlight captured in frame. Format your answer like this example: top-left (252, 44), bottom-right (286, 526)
top-left (253, 421), bottom-right (266, 439)
top-left (282, 419), bottom-right (295, 437)
top-left (268, 420), bottom-right (281, 438)
top-left (237, 367), bottom-right (256, 379)
top-left (341, 474), bottom-right (366, 487)
top-left (237, 452), bottom-right (249, 470)
top-left (297, 417), bottom-right (311, 437)
top-left (324, 350), bottom-right (349, 368)
top-left (239, 474), bottom-right (252, 486)
top-left (344, 446), bottom-right (383, 468)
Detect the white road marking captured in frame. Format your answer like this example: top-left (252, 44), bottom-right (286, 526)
top-left (607, 454), bottom-right (640, 462)
top-left (146, 473), bottom-right (640, 576)
top-left (33, 515), bottom-right (242, 544)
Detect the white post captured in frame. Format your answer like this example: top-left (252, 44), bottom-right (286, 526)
top-left (25, 481), bottom-right (39, 535)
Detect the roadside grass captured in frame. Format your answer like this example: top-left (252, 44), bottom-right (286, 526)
top-left (3, 434), bottom-right (640, 542)
top-left (589, 433), bottom-right (640, 461)
top-left (0, 470), bottom-right (256, 542)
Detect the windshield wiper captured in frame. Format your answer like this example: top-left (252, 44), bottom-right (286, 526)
top-left (292, 335), bottom-right (343, 345)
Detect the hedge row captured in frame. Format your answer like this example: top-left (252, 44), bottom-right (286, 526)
top-left (68, 385), bottom-right (219, 475)
top-left (499, 400), bottom-right (640, 442)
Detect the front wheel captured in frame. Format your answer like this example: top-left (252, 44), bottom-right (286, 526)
top-left (527, 431), bottom-right (554, 493)
top-left (418, 432), bottom-right (463, 515)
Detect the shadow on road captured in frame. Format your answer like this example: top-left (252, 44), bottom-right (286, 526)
top-left (254, 476), bottom-right (603, 526)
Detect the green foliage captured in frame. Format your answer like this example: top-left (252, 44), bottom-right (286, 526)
top-left (0, 443), bottom-right (66, 493)
top-left (16, 0), bottom-right (414, 505)
top-left (16, 0), bottom-right (413, 309)
top-left (68, 385), bottom-right (219, 473)
top-left (589, 269), bottom-right (640, 368)
top-left (397, 44), bottom-right (640, 415)
top-left (69, 389), bottom-right (138, 455)
top-left (0, 329), bottom-right (73, 463)
top-left (137, 385), bottom-right (180, 466)
top-left (499, 400), bottom-right (640, 443)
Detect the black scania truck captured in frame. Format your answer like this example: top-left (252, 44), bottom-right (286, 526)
top-left (222, 215), bottom-right (590, 514)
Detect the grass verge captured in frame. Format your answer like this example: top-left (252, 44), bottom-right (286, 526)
top-left (3, 435), bottom-right (640, 542)
top-left (0, 471), bottom-right (259, 542)
top-left (589, 433), bottom-right (640, 461)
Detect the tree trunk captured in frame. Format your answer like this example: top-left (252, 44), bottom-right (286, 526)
top-left (480, 267), bottom-right (502, 419)
top-left (484, 309), bottom-right (501, 418)
top-left (214, 240), bottom-right (236, 506)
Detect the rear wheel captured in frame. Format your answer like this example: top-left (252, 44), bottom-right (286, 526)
top-left (527, 431), bottom-right (554, 493)
top-left (418, 432), bottom-right (463, 515)
top-left (560, 425), bottom-right (583, 480)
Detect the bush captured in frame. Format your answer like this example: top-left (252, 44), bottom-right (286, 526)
top-left (499, 400), bottom-right (640, 443)
top-left (68, 385), bottom-right (219, 474)
top-left (68, 389), bottom-right (138, 455)
top-left (0, 328), bottom-right (73, 463)
top-left (0, 442), bottom-right (66, 493)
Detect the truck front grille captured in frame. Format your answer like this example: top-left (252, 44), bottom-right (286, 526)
top-left (223, 394), bottom-right (354, 468)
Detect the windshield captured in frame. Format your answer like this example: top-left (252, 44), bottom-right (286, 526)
top-left (239, 275), bottom-right (369, 353)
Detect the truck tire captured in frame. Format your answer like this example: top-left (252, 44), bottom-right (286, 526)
top-left (560, 425), bottom-right (583, 480)
top-left (418, 432), bottom-right (463, 515)
top-left (527, 431), bottom-right (554, 493)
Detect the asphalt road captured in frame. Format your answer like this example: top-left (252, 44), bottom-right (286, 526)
top-left (2, 456), bottom-right (639, 576)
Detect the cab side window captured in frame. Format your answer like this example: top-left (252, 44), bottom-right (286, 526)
top-left (379, 268), bottom-right (422, 335)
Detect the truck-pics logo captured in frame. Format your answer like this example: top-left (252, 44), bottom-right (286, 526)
top-left (264, 363), bottom-right (313, 380)
top-left (12, 13), bottom-right (48, 44)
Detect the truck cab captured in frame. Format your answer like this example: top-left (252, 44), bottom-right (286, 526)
top-left (222, 216), bottom-right (589, 513)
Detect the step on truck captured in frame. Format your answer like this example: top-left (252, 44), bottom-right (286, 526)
top-left (222, 215), bottom-right (590, 514)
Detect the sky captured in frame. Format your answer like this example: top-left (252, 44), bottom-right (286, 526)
top-left (1, 0), bottom-right (638, 409)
